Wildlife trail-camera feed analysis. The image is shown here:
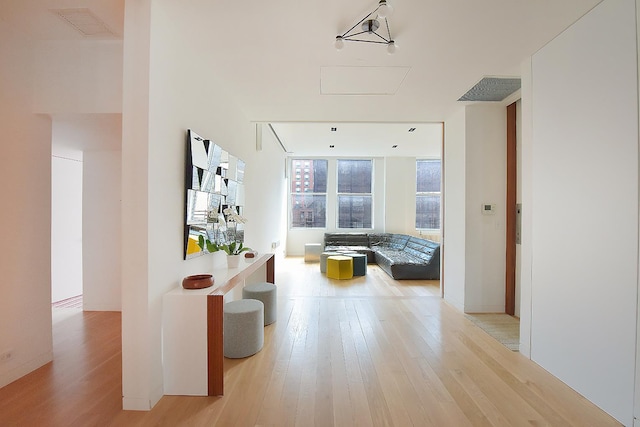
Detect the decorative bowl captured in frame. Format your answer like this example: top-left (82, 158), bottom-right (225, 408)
top-left (182, 274), bottom-right (214, 289)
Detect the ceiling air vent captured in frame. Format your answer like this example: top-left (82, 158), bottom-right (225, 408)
top-left (458, 77), bottom-right (521, 102)
top-left (50, 8), bottom-right (116, 37)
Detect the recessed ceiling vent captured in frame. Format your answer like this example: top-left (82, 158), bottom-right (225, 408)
top-left (50, 8), bottom-right (117, 37)
top-left (458, 77), bottom-right (521, 102)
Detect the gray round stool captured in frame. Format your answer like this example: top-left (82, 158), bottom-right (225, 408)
top-left (242, 282), bottom-right (277, 325)
top-left (223, 299), bottom-right (264, 358)
top-left (320, 251), bottom-right (341, 273)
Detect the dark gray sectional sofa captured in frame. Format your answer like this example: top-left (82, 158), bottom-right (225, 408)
top-left (323, 232), bottom-right (440, 280)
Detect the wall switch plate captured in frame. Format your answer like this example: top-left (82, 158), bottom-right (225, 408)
top-left (482, 203), bottom-right (496, 215)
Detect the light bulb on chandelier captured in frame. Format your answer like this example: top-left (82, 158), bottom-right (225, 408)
top-left (377, 0), bottom-right (393, 19)
top-left (387, 40), bottom-right (396, 54)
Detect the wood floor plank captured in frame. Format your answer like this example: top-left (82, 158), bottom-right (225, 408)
top-left (339, 318), bottom-right (375, 427)
top-left (0, 258), bottom-right (623, 427)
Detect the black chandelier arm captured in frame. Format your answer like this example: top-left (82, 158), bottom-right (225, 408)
top-left (343, 38), bottom-right (389, 45)
top-left (371, 31), bottom-right (390, 43)
top-left (341, 27), bottom-right (391, 43)
top-left (342, 28), bottom-right (390, 43)
top-left (384, 17), bottom-right (392, 40)
top-left (343, 30), bottom-right (370, 39)
top-left (340, 10), bottom-right (377, 38)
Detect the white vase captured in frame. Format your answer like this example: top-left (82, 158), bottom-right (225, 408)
top-left (226, 254), bottom-right (241, 268)
top-left (211, 250), bottom-right (226, 269)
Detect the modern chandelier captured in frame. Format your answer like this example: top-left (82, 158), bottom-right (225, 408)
top-left (334, 0), bottom-right (396, 54)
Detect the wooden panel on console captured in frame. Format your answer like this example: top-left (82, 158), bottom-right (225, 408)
top-left (206, 253), bottom-right (275, 395)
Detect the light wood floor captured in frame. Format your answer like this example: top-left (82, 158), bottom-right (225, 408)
top-left (0, 257), bottom-right (621, 426)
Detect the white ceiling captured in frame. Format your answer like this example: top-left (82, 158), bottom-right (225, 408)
top-left (6, 0), bottom-right (602, 156)
top-left (270, 122), bottom-right (443, 158)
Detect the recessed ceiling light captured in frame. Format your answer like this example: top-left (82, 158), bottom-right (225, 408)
top-left (331, 127), bottom-right (337, 132)
top-left (329, 145), bottom-right (335, 148)
top-left (392, 145), bottom-right (398, 148)
top-left (408, 127), bottom-right (416, 132)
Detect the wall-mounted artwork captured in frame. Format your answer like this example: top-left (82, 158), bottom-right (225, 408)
top-left (184, 129), bottom-right (246, 260)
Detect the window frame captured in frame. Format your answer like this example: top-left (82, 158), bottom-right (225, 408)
top-left (415, 158), bottom-right (441, 231)
top-left (289, 158), bottom-right (328, 229)
top-left (336, 158), bottom-right (374, 230)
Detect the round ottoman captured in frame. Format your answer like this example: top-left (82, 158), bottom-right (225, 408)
top-left (223, 299), bottom-right (264, 358)
top-left (242, 282), bottom-right (277, 325)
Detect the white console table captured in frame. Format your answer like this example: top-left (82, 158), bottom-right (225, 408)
top-left (163, 253), bottom-right (275, 396)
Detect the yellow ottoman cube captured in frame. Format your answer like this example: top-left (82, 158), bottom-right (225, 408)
top-left (326, 255), bottom-right (353, 279)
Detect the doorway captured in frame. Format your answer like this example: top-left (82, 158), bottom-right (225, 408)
top-left (50, 114), bottom-right (123, 313)
top-left (51, 148), bottom-right (83, 306)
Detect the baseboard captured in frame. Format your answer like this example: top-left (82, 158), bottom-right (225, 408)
top-left (443, 295), bottom-right (464, 313)
top-left (82, 304), bottom-right (122, 312)
top-left (122, 384), bottom-right (164, 411)
top-left (463, 304), bottom-right (506, 313)
top-left (519, 343), bottom-right (531, 358)
top-left (122, 397), bottom-right (152, 411)
top-left (0, 350), bottom-right (53, 388)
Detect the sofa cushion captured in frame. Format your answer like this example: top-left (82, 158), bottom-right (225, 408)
top-left (404, 237), bottom-right (439, 263)
top-left (367, 233), bottom-right (409, 250)
top-left (367, 233), bottom-right (387, 248)
top-left (324, 233), bottom-right (369, 247)
top-left (376, 249), bottom-right (422, 265)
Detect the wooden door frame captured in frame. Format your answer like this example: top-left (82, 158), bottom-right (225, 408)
top-left (505, 102), bottom-right (517, 315)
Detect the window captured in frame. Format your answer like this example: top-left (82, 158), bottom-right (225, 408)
top-left (337, 159), bottom-right (372, 228)
top-left (290, 159), bottom-right (327, 228)
top-left (416, 159), bottom-right (441, 229)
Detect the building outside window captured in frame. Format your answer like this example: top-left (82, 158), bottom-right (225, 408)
top-left (337, 159), bottom-right (372, 228)
top-left (416, 159), bottom-right (441, 230)
top-left (290, 159), bottom-right (327, 228)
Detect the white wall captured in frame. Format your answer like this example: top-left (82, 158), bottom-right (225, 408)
top-left (384, 157), bottom-right (415, 233)
top-left (519, 58), bottom-right (533, 357)
top-left (121, 0), bottom-right (287, 409)
top-left (443, 105), bottom-right (507, 314)
top-left (83, 151), bottom-right (122, 311)
top-left (51, 155), bottom-right (83, 302)
top-left (443, 107), bottom-right (467, 311)
top-left (636, 1), bottom-right (640, 421)
top-left (33, 41), bottom-right (123, 114)
top-left (530, 0), bottom-right (638, 423)
top-left (0, 31), bottom-right (54, 388)
top-left (464, 105), bottom-right (507, 313)
top-left (121, 0), bottom-right (153, 409)
top-left (243, 124), bottom-right (288, 257)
